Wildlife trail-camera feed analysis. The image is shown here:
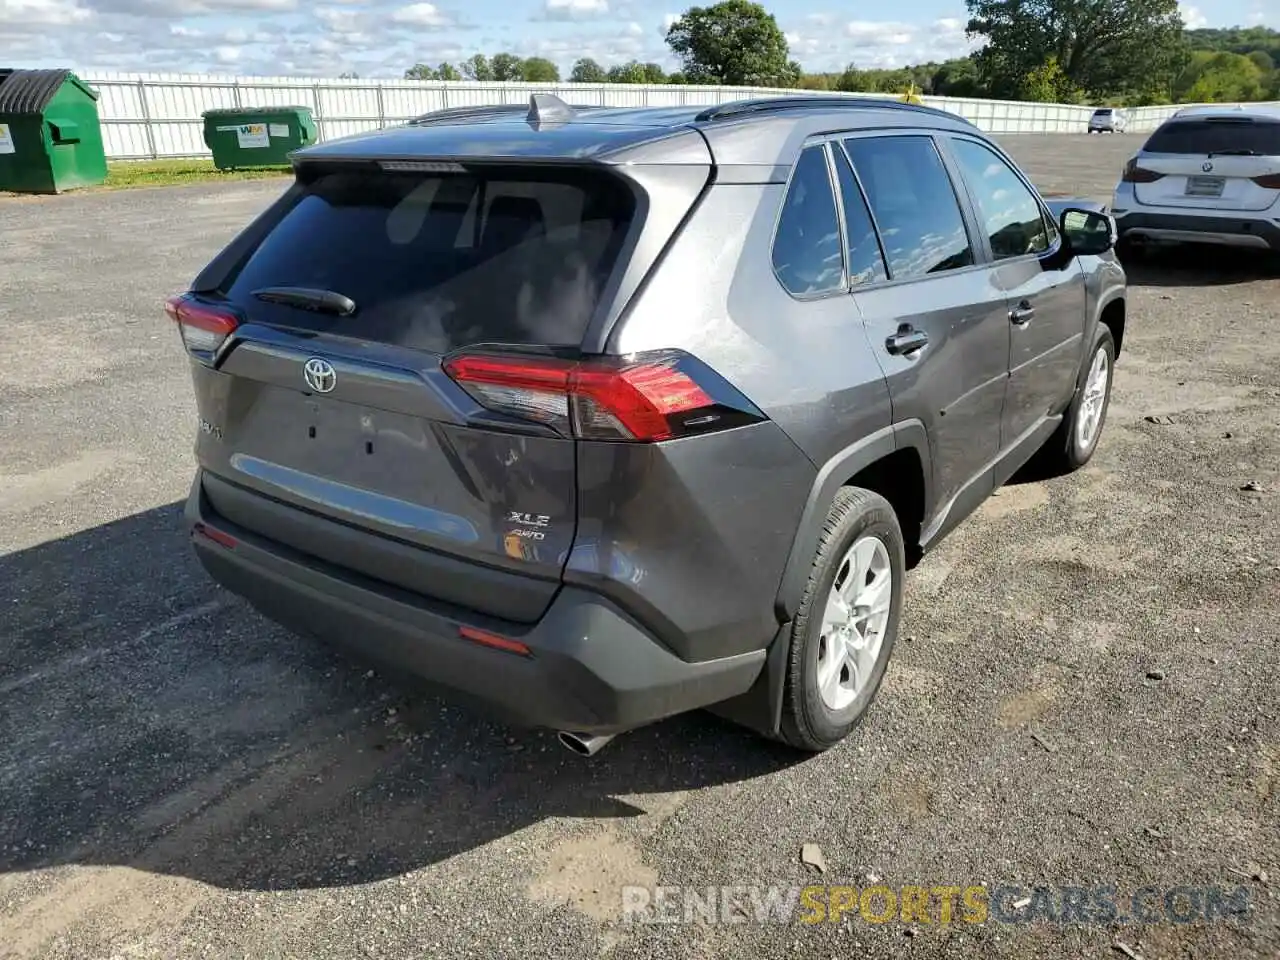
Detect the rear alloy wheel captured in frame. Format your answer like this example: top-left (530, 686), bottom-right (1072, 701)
top-left (1043, 327), bottom-right (1116, 473)
top-left (779, 487), bottom-right (904, 752)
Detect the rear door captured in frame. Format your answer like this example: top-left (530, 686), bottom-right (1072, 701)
top-left (191, 162), bottom-right (637, 620)
top-left (942, 134), bottom-right (1086, 450)
top-left (1132, 116), bottom-right (1280, 211)
top-left (839, 133), bottom-right (1009, 527)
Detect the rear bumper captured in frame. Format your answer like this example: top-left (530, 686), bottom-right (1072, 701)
top-left (1113, 208), bottom-right (1280, 250)
top-left (185, 471), bottom-right (765, 734)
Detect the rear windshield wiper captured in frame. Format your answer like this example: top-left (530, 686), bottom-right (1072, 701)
top-left (1208, 150), bottom-right (1262, 157)
top-left (252, 286), bottom-right (357, 316)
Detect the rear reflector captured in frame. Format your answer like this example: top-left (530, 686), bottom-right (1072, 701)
top-left (1252, 173), bottom-right (1280, 189)
top-left (459, 625), bottom-right (531, 656)
top-left (192, 522), bottom-right (238, 550)
top-left (1121, 160), bottom-right (1165, 183)
top-left (165, 294), bottom-right (239, 362)
top-left (443, 350), bottom-right (764, 442)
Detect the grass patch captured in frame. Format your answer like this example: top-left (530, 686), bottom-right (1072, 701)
top-left (103, 158), bottom-right (290, 189)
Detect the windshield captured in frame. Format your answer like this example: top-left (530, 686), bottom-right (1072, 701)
top-left (223, 166), bottom-right (636, 353)
top-left (1143, 119), bottom-right (1280, 156)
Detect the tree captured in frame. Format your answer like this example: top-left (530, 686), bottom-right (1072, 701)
top-left (607, 60), bottom-right (649, 83)
top-left (571, 57), bottom-right (607, 83)
top-left (521, 57), bottom-right (561, 82)
top-left (404, 64), bottom-right (438, 80)
top-left (931, 57), bottom-right (985, 97)
top-left (1019, 56), bottom-right (1076, 102)
top-left (339, 71), bottom-right (360, 80)
top-left (490, 53), bottom-right (525, 81)
top-left (966, 0), bottom-right (1185, 101)
top-left (836, 64), bottom-right (870, 92)
top-left (460, 54), bottom-right (494, 81)
top-left (665, 0), bottom-right (800, 87)
top-left (1175, 51), bottom-right (1266, 102)
top-left (1247, 49), bottom-right (1275, 74)
top-left (437, 62), bottom-right (461, 81)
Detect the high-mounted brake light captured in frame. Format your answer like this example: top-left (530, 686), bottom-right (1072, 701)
top-left (443, 350), bottom-right (764, 442)
top-left (165, 293), bottom-right (239, 362)
top-left (1121, 159), bottom-right (1165, 183)
top-left (1251, 173), bottom-right (1280, 189)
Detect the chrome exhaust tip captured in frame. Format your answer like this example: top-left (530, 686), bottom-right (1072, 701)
top-left (557, 731), bottom-right (616, 757)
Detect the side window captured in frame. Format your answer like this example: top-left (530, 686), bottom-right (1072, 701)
top-left (831, 147), bottom-right (889, 286)
top-left (772, 145), bottom-right (845, 297)
top-left (842, 136), bottom-right (974, 280)
top-left (949, 138), bottom-right (1051, 259)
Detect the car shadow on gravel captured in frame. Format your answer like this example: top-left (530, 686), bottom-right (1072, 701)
top-left (1120, 244), bottom-right (1279, 287)
top-left (0, 503), bottom-right (803, 893)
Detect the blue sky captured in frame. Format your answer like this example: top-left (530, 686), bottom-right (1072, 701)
top-left (0, 0), bottom-right (1272, 77)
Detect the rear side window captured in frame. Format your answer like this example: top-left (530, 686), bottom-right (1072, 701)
top-left (949, 138), bottom-right (1051, 260)
top-left (831, 147), bottom-right (889, 286)
top-left (772, 145), bottom-right (845, 296)
top-left (843, 136), bottom-right (974, 280)
top-left (1143, 119), bottom-right (1280, 156)
top-left (223, 167), bottom-right (635, 353)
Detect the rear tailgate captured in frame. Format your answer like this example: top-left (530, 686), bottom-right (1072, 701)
top-left (1133, 116), bottom-right (1280, 211)
top-left (188, 160), bottom-right (640, 622)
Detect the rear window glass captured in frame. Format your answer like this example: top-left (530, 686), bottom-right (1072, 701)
top-left (1143, 119), bottom-right (1280, 156)
top-left (224, 167), bottom-right (635, 353)
top-left (1093, 109), bottom-right (1113, 116)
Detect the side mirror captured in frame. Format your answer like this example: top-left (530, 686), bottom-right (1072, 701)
top-left (1060, 207), bottom-right (1116, 256)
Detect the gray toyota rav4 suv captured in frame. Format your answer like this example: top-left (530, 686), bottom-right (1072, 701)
top-left (172, 94), bottom-right (1126, 755)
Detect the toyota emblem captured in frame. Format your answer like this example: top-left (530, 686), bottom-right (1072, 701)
top-left (1202, 160), bottom-right (1214, 173)
top-left (303, 357), bottom-right (337, 393)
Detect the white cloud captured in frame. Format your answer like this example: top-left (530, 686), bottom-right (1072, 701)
top-left (214, 45), bottom-right (241, 63)
top-left (541, 0), bottom-right (608, 21)
top-left (1179, 3), bottom-right (1207, 29)
top-left (0, 0), bottom-right (92, 25)
top-left (845, 21), bottom-right (915, 47)
top-left (390, 2), bottom-right (449, 27)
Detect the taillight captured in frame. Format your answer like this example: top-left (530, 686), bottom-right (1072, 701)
top-left (1121, 159), bottom-right (1165, 183)
top-left (1252, 173), bottom-right (1280, 189)
top-left (165, 293), bottom-right (239, 363)
top-left (443, 350), bottom-right (765, 442)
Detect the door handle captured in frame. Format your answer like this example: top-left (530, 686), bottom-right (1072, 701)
top-left (1010, 301), bottom-right (1035, 326)
top-left (885, 325), bottom-right (929, 356)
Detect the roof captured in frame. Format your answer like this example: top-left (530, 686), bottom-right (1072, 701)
top-left (1169, 104), bottom-right (1280, 122)
top-left (295, 94), bottom-right (982, 171)
top-left (0, 69), bottom-right (97, 115)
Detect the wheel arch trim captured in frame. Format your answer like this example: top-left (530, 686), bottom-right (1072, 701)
top-left (773, 420), bottom-right (933, 622)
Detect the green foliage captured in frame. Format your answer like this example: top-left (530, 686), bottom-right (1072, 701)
top-left (1019, 56), bottom-right (1084, 103)
top-left (570, 58), bottom-right (607, 83)
top-left (521, 57), bottom-right (561, 82)
top-left (490, 53), bottom-right (525, 82)
top-left (665, 0), bottom-right (799, 87)
top-left (966, 0), bottom-right (1184, 101)
top-left (1175, 50), bottom-right (1266, 102)
top-left (404, 64), bottom-right (437, 80)
top-left (437, 62), bottom-right (462, 81)
top-left (460, 54), bottom-right (494, 81)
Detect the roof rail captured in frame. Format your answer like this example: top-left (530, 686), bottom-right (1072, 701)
top-left (408, 94), bottom-right (600, 128)
top-left (694, 95), bottom-right (975, 127)
top-left (408, 103), bottom-right (529, 126)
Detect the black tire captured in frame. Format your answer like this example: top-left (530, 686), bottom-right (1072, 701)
top-left (1042, 326), bottom-right (1116, 473)
top-left (778, 487), bottom-right (904, 752)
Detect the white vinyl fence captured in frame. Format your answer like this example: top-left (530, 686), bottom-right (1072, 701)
top-left (78, 71), bottom-right (1227, 161)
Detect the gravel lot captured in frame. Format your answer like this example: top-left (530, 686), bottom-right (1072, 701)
top-left (1, 133), bottom-right (1277, 960)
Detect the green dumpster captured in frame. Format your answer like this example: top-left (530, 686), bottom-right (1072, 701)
top-left (0, 68), bottom-right (107, 194)
top-left (202, 106), bottom-right (317, 170)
